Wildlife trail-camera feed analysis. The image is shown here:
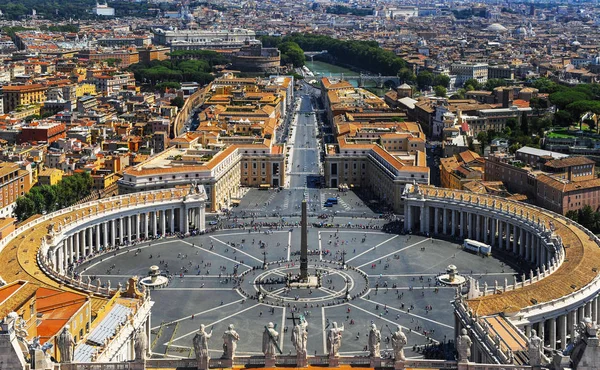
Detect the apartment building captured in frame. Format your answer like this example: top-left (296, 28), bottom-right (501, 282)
top-left (0, 161), bottom-right (33, 218)
top-left (2, 84), bottom-right (47, 113)
top-left (450, 63), bottom-right (489, 86)
top-left (485, 146), bottom-right (599, 214)
top-left (118, 143), bottom-right (285, 211)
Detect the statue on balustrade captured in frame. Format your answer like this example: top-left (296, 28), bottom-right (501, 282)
top-left (262, 322), bottom-right (279, 358)
top-left (193, 324), bottom-right (212, 365)
top-left (391, 326), bottom-right (407, 361)
top-left (134, 327), bottom-right (147, 362)
top-left (327, 322), bottom-right (344, 357)
top-left (222, 324), bottom-right (240, 360)
top-left (57, 325), bottom-right (75, 363)
top-left (368, 323), bottom-right (381, 358)
top-left (291, 315), bottom-right (308, 357)
top-left (456, 328), bottom-right (472, 363)
top-left (528, 329), bottom-right (543, 367)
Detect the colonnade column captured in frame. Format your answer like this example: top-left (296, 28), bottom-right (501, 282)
top-left (170, 210), bottom-right (175, 233)
top-left (74, 233), bottom-right (80, 262)
top-left (512, 226), bottom-right (518, 254)
top-left (434, 208), bottom-right (439, 234)
top-left (497, 222), bottom-right (503, 248)
top-left (442, 208), bottom-right (448, 235)
top-left (549, 317), bottom-right (556, 350)
top-left (451, 209), bottom-right (456, 237)
top-left (135, 215), bottom-right (140, 240)
top-left (491, 218), bottom-right (496, 247)
top-left (505, 223), bottom-right (511, 250)
top-left (95, 225), bottom-right (100, 250)
top-left (103, 222), bottom-right (108, 247)
top-left (110, 219), bottom-right (116, 245)
top-left (559, 315), bottom-right (567, 350)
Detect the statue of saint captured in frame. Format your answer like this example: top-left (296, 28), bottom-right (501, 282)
top-left (222, 324), bottom-right (240, 360)
top-left (456, 328), bottom-right (472, 362)
top-left (528, 329), bottom-right (543, 366)
top-left (262, 322), bottom-right (279, 357)
top-left (291, 315), bottom-right (308, 356)
top-left (391, 326), bottom-right (407, 361)
top-left (193, 324), bottom-right (212, 363)
top-left (56, 325), bottom-right (75, 363)
top-left (327, 322), bottom-right (344, 357)
top-left (134, 328), bottom-right (147, 362)
top-left (368, 323), bottom-right (381, 358)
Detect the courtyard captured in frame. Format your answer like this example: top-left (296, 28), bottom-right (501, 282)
top-left (76, 226), bottom-right (518, 360)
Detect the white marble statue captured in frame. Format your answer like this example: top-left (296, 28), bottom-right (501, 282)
top-left (57, 325), bottom-right (75, 363)
top-left (262, 322), bottom-right (279, 357)
top-left (134, 327), bottom-right (147, 362)
top-left (456, 328), bottom-right (472, 362)
top-left (368, 323), bottom-right (381, 358)
top-left (222, 324), bottom-right (240, 360)
top-left (528, 329), bottom-right (543, 366)
top-left (291, 315), bottom-right (308, 356)
top-left (193, 324), bottom-right (212, 363)
top-left (327, 322), bottom-right (344, 357)
top-left (391, 326), bottom-right (407, 361)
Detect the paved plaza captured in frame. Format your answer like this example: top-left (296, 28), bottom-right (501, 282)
top-left (77, 227), bottom-right (518, 360)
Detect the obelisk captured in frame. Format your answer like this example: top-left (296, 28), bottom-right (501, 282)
top-left (300, 200), bottom-right (308, 280)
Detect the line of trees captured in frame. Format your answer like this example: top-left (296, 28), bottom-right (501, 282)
top-left (566, 205), bottom-right (600, 234)
top-left (129, 51), bottom-right (228, 87)
top-left (14, 172), bottom-right (93, 222)
top-left (260, 33), bottom-right (407, 76)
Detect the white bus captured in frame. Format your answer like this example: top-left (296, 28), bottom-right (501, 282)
top-left (463, 239), bottom-right (492, 256)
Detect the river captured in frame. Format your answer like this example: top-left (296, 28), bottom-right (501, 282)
top-left (305, 60), bottom-right (388, 97)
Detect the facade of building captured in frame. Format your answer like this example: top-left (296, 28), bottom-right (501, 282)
top-left (450, 63), bottom-right (489, 86)
top-left (2, 84), bottom-right (47, 113)
top-left (0, 162), bottom-right (32, 218)
top-left (152, 28), bottom-right (257, 50)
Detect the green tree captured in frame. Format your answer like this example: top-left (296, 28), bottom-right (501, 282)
top-left (398, 68), bottom-right (416, 83)
top-left (554, 110), bottom-right (574, 127)
top-left (278, 42), bottom-right (306, 68)
top-left (434, 85), bottom-right (447, 97)
top-left (485, 78), bottom-right (508, 91)
top-left (566, 210), bottom-right (579, 223)
top-left (416, 71), bottom-right (433, 90)
top-left (433, 74), bottom-right (450, 88)
top-left (463, 78), bottom-right (481, 91)
top-left (476, 131), bottom-right (489, 146)
top-left (520, 112), bottom-right (529, 135)
top-left (14, 197), bottom-right (36, 221)
top-left (170, 96), bottom-right (185, 109)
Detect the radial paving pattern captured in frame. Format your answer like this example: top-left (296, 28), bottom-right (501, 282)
top-left (76, 226), bottom-right (519, 360)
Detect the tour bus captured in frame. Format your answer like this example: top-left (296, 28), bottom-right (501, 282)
top-left (463, 239), bottom-right (492, 256)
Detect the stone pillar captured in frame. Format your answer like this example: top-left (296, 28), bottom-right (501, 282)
top-left (467, 213), bottom-right (472, 239)
top-left (434, 207), bottom-right (439, 234)
top-left (585, 302), bottom-right (592, 318)
top-left (73, 234), bottom-right (79, 262)
top-left (57, 246), bottom-right (64, 273)
top-left (111, 219), bottom-right (116, 245)
top-left (79, 230), bottom-right (85, 257)
top-left (419, 206), bottom-right (425, 234)
top-left (119, 217), bottom-right (124, 244)
top-left (95, 225), bottom-right (101, 250)
top-left (568, 310), bottom-right (576, 342)
top-left (183, 207), bottom-right (189, 234)
top-left (160, 210), bottom-right (166, 236)
top-left (129, 215), bottom-right (134, 240)
top-left (170, 210), bottom-right (175, 233)
top-left (525, 232), bottom-right (531, 261)
top-left (559, 314), bottom-right (567, 350)
top-left (459, 211), bottom-right (465, 238)
top-left (451, 209), bottom-right (456, 237)
top-left (549, 317), bottom-right (556, 350)
top-left (103, 222), bottom-right (108, 247)
top-left (87, 227), bottom-right (93, 252)
top-left (490, 218), bottom-right (496, 246)
top-left (519, 228), bottom-right (525, 256)
top-left (497, 221), bottom-right (502, 248)
top-left (144, 213), bottom-right (149, 238)
top-left (476, 214), bottom-right (481, 241)
top-left (135, 214), bottom-right (140, 240)
top-left (443, 208), bottom-right (448, 235)
top-left (513, 226), bottom-right (518, 254)
top-left (505, 223), bottom-right (511, 250)
top-left (66, 237), bottom-right (72, 265)
top-left (538, 320), bottom-right (545, 347)
top-left (406, 205), bottom-right (412, 231)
